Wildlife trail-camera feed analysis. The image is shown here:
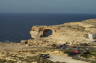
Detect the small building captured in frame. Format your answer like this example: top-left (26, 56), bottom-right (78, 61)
top-left (88, 33), bottom-right (96, 42)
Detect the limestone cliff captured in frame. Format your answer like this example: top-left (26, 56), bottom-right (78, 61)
top-left (0, 19), bottom-right (95, 63)
top-left (29, 19), bottom-right (96, 45)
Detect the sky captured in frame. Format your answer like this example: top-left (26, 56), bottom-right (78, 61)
top-left (0, 0), bottom-right (96, 14)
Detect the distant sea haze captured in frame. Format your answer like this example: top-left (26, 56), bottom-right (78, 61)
top-left (0, 13), bottom-right (96, 42)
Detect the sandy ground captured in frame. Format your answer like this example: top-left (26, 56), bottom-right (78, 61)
top-left (49, 54), bottom-right (89, 63)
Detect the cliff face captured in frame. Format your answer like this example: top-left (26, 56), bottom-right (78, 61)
top-left (29, 19), bottom-right (96, 45)
top-left (0, 19), bottom-right (96, 63)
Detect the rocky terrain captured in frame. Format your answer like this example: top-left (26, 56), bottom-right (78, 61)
top-left (0, 19), bottom-right (96, 63)
top-left (29, 19), bottom-right (96, 45)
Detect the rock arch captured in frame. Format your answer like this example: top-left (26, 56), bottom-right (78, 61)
top-left (41, 29), bottom-right (53, 37)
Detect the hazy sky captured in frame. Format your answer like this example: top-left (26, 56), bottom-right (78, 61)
top-left (0, 0), bottom-right (96, 14)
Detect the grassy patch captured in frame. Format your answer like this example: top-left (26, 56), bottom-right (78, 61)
top-left (91, 60), bottom-right (96, 63)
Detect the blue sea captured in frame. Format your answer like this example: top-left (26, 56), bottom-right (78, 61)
top-left (0, 13), bottom-right (96, 42)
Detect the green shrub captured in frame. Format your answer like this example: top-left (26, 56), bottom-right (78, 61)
top-left (0, 59), bottom-right (16, 63)
top-left (91, 60), bottom-right (96, 63)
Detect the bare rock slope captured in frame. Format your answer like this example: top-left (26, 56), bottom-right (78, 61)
top-left (0, 19), bottom-right (96, 63)
top-left (29, 19), bottom-right (96, 45)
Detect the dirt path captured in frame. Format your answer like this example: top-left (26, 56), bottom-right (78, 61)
top-left (49, 54), bottom-right (89, 63)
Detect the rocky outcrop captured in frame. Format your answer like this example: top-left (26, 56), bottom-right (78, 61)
top-left (0, 19), bottom-right (96, 63)
top-left (29, 19), bottom-right (96, 45)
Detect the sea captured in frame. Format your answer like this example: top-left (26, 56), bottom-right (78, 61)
top-left (0, 13), bottom-right (96, 42)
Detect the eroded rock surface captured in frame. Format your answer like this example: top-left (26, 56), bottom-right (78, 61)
top-left (29, 19), bottom-right (96, 45)
top-left (0, 19), bottom-right (96, 63)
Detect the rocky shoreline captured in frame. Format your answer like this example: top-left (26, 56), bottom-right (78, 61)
top-left (0, 19), bottom-right (96, 63)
